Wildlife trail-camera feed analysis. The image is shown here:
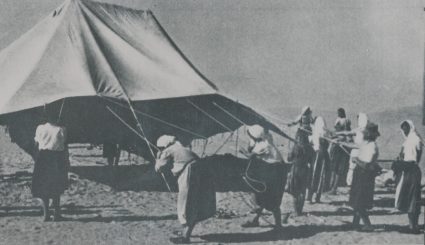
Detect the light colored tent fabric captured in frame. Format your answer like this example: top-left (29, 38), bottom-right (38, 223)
top-left (0, 0), bottom-right (216, 114)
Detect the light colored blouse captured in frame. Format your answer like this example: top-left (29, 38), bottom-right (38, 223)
top-left (156, 141), bottom-right (199, 176)
top-left (34, 123), bottom-right (66, 151)
top-left (358, 141), bottom-right (379, 164)
top-left (401, 121), bottom-right (422, 162)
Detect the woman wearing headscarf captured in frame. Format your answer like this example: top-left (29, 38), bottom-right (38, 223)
top-left (336, 113), bottom-right (369, 186)
top-left (328, 108), bottom-right (352, 194)
top-left (392, 120), bottom-right (423, 233)
top-left (240, 125), bottom-right (287, 229)
top-left (287, 129), bottom-right (312, 216)
top-left (155, 135), bottom-right (216, 244)
top-left (307, 116), bottom-right (331, 203)
top-left (349, 122), bottom-right (381, 232)
top-left (32, 112), bottom-right (69, 222)
top-left (287, 106), bottom-right (315, 132)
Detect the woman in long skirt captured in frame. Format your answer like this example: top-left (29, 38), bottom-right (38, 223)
top-left (307, 116), bottom-right (330, 203)
top-left (392, 120), bottom-right (423, 233)
top-left (349, 122), bottom-right (381, 232)
top-left (329, 108), bottom-right (351, 194)
top-left (32, 116), bottom-right (69, 222)
top-left (336, 113), bottom-right (369, 186)
top-left (239, 125), bottom-right (287, 229)
top-left (155, 135), bottom-right (216, 244)
top-left (287, 129), bottom-right (312, 215)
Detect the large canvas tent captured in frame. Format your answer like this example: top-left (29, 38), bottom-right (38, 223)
top-left (0, 0), bottom-right (292, 159)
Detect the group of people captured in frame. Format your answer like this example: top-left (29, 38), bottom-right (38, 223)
top-left (284, 106), bottom-right (423, 233)
top-left (18, 104), bottom-right (424, 244)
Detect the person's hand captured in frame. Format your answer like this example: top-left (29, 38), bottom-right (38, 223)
top-left (154, 163), bottom-right (162, 173)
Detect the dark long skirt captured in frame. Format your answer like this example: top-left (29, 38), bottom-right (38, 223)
top-left (287, 162), bottom-right (309, 196)
top-left (309, 149), bottom-right (330, 194)
top-left (349, 165), bottom-right (375, 210)
top-left (248, 160), bottom-right (287, 212)
top-left (32, 150), bottom-right (69, 198)
top-left (393, 161), bottom-right (422, 213)
top-left (330, 144), bottom-right (350, 185)
top-left (177, 160), bottom-right (216, 225)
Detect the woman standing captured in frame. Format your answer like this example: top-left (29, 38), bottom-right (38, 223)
top-left (307, 116), bottom-right (330, 203)
top-left (155, 135), bottom-right (216, 244)
top-left (288, 106), bottom-right (315, 132)
top-left (336, 113), bottom-right (369, 186)
top-left (240, 125), bottom-right (287, 229)
top-left (392, 120), bottom-right (423, 233)
top-left (328, 108), bottom-right (351, 194)
top-left (287, 129), bottom-right (312, 216)
top-left (32, 114), bottom-right (69, 222)
top-left (349, 122), bottom-right (381, 232)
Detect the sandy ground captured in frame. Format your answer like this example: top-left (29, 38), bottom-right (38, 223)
top-left (0, 131), bottom-right (424, 245)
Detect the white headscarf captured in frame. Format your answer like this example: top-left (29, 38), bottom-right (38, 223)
top-left (352, 113), bottom-right (368, 145)
top-left (357, 113), bottom-right (368, 129)
top-left (401, 120), bottom-right (423, 162)
top-left (156, 135), bottom-right (176, 148)
top-left (310, 116), bottom-right (326, 151)
top-left (247, 125), bottom-right (265, 140)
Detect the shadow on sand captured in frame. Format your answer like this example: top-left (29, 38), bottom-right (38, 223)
top-left (200, 224), bottom-right (353, 243)
top-left (200, 223), bottom-right (425, 243)
top-left (0, 205), bottom-right (116, 217)
top-left (0, 204), bottom-right (177, 222)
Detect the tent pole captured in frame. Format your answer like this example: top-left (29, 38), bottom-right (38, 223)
top-left (106, 106), bottom-right (157, 149)
top-left (125, 102), bottom-right (174, 193)
top-left (106, 105), bottom-right (173, 193)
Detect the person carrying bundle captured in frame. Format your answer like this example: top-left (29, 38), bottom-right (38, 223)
top-left (155, 135), bottom-right (216, 244)
top-left (239, 125), bottom-right (287, 229)
top-left (392, 120), bottom-right (423, 234)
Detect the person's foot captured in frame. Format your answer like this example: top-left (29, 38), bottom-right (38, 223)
top-left (169, 236), bottom-right (190, 244)
top-left (241, 220), bottom-right (260, 228)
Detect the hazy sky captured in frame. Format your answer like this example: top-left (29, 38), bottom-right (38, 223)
top-left (0, 0), bottom-right (423, 114)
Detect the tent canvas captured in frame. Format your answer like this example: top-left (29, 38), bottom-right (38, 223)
top-left (0, 0), bottom-right (293, 159)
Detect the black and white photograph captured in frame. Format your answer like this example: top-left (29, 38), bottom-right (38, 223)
top-left (0, 0), bottom-right (424, 244)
